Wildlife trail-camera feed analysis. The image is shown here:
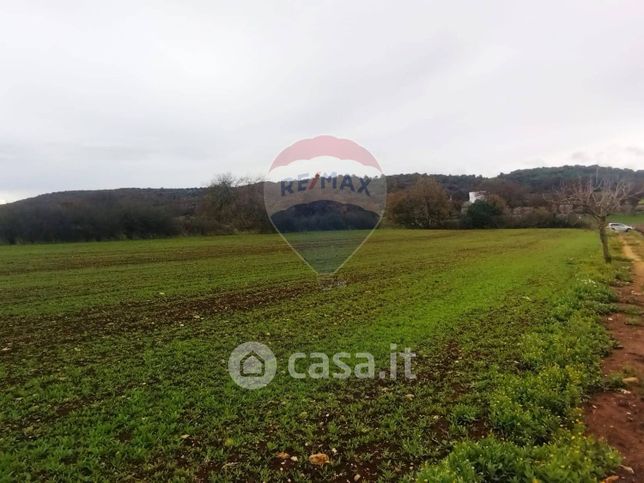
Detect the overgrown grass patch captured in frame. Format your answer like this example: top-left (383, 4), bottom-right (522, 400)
top-left (417, 433), bottom-right (620, 483)
top-left (416, 243), bottom-right (628, 482)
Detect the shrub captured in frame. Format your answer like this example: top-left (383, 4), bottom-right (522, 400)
top-left (417, 435), bottom-right (620, 483)
top-left (462, 200), bottom-right (504, 228)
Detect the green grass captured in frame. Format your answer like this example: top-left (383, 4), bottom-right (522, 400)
top-left (0, 229), bottom-right (624, 481)
top-left (609, 212), bottom-right (644, 226)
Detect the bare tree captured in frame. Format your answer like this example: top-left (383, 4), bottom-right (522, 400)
top-left (198, 173), bottom-right (271, 234)
top-left (559, 177), bottom-right (638, 262)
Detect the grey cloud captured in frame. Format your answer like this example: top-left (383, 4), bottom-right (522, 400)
top-left (626, 146), bottom-right (644, 157)
top-left (570, 151), bottom-right (591, 162)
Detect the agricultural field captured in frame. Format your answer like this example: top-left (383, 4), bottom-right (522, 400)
top-left (0, 229), bottom-right (628, 481)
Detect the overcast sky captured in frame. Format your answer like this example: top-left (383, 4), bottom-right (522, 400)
top-left (1, 1), bottom-right (643, 202)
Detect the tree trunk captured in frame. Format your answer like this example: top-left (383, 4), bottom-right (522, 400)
top-left (598, 216), bottom-right (612, 263)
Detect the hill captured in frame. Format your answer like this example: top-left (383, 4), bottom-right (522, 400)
top-left (499, 165), bottom-right (644, 192)
top-left (1, 165), bottom-right (641, 243)
top-left (0, 188), bottom-right (206, 243)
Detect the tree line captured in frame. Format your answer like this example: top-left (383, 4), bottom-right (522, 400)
top-left (0, 179), bottom-right (272, 244)
top-left (0, 166), bottom-right (641, 244)
top-left (0, 194), bottom-right (182, 244)
top-left (386, 176), bottom-right (585, 229)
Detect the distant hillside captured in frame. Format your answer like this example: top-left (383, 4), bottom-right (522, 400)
top-left (386, 173), bottom-right (484, 201)
top-left (387, 165), bottom-right (644, 199)
top-left (1, 165), bottom-right (641, 243)
top-left (498, 165), bottom-right (644, 193)
top-left (0, 188), bottom-right (207, 243)
top-left (6, 187), bottom-right (207, 216)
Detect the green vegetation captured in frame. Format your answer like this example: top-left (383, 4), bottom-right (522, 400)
top-left (418, 256), bottom-right (625, 481)
top-left (2, 165), bottom-right (641, 243)
top-left (0, 229), bottom-right (626, 480)
top-left (417, 435), bottom-right (619, 482)
top-left (609, 212), bottom-right (644, 226)
top-left (499, 165), bottom-right (644, 193)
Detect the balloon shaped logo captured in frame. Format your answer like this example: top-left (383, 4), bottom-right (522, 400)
top-left (264, 136), bottom-right (386, 275)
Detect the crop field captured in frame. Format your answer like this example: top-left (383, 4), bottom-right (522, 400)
top-left (0, 229), bottom-right (627, 481)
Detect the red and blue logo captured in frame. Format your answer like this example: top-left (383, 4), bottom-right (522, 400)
top-left (264, 135), bottom-right (386, 275)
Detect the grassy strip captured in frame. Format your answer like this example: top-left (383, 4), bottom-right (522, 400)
top-left (417, 248), bottom-right (628, 482)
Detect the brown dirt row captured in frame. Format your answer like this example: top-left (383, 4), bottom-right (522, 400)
top-left (586, 235), bottom-right (644, 482)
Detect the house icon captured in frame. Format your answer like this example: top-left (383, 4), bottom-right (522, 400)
top-left (240, 351), bottom-right (265, 377)
top-left (229, 341), bottom-right (276, 389)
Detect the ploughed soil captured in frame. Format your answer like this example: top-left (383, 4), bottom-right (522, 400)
top-left (585, 237), bottom-right (644, 482)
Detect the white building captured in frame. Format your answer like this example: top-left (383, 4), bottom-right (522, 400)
top-left (468, 191), bottom-right (487, 203)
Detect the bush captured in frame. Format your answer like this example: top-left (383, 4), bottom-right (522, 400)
top-left (417, 435), bottom-right (620, 483)
top-left (462, 200), bottom-right (504, 228)
top-left (489, 365), bottom-right (585, 444)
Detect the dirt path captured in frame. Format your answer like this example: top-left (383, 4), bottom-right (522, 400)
top-left (586, 235), bottom-right (644, 482)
